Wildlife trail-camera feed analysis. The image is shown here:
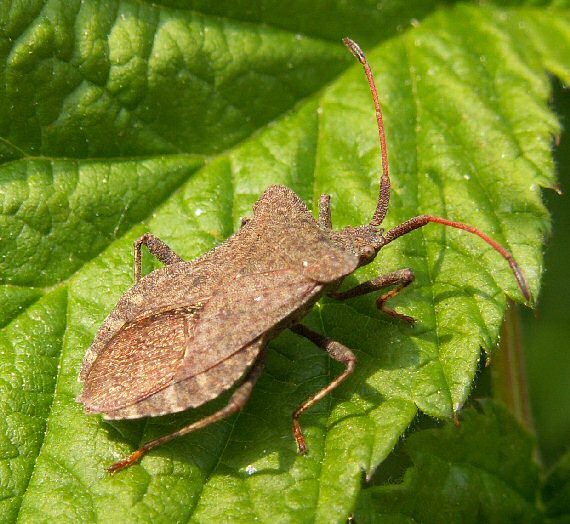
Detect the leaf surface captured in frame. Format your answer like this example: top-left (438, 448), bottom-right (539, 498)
top-left (1, 1), bottom-right (569, 522)
top-left (354, 401), bottom-right (542, 524)
top-left (542, 451), bottom-right (570, 522)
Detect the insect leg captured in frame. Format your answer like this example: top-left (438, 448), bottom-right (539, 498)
top-left (134, 233), bottom-right (184, 282)
top-left (332, 268), bottom-right (416, 324)
top-left (289, 323), bottom-right (356, 454)
top-left (319, 194), bottom-right (332, 229)
top-left (107, 350), bottom-right (266, 474)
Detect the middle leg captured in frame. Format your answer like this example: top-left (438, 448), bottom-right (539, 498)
top-left (332, 268), bottom-right (416, 324)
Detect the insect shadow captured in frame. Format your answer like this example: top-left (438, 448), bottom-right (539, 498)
top-left (98, 299), bottom-right (426, 479)
top-left (102, 304), bottom-right (424, 476)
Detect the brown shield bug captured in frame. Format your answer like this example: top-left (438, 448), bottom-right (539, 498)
top-left (78, 38), bottom-right (532, 474)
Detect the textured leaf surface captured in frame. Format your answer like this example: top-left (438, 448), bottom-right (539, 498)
top-left (354, 401), bottom-right (542, 523)
top-left (1, 1), bottom-right (569, 522)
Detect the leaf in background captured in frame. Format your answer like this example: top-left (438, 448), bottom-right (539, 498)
top-left (354, 401), bottom-right (542, 523)
top-left (1, 1), bottom-right (569, 522)
top-left (542, 451), bottom-right (570, 523)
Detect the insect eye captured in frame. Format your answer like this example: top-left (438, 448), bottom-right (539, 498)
top-left (361, 245), bottom-right (375, 259)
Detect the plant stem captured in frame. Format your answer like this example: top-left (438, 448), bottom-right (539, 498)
top-left (490, 301), bottom-right (536, 436)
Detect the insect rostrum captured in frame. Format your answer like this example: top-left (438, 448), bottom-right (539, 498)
top-left (78, 38), bottom-right (532, 474)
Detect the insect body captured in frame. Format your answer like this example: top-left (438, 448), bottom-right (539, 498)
top-left (79, 38), bottom-right (531, 474)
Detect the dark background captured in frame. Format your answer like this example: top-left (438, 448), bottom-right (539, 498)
top-left (523, 78), bottom-right (570, 468)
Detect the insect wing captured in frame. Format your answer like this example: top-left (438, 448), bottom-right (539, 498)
top-left (174, 268), bottom-right (321, 381)
top-left (79, 222), bottom-right (258, 387)
top-left (79, 260), bottom-right (220, 384)
top-left (101, 338), bottom-right (265, 419)
top-left (79, 305), bottom-right (202, 413)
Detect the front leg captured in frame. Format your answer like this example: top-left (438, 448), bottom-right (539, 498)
top-left (332, 268), bottom-right (415, 324)
top-left (289, 323), bottom-right (356, 454)
top-left (134, 233), bottom-right (184, 282)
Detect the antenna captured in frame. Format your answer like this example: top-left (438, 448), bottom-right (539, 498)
top-left (343, 39), bottom-right (531, 303)
top-left (343, 38), bottom-right (390, 227)
top-left (382, 215), bottom-right (533, 303)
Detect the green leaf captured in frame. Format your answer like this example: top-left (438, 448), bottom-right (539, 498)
top-left (354, 401), bottom-right (542, 523)
top-left (542, 451), bottom-right (570, 523)
top-left (1, 2), bottom-right (569, 522)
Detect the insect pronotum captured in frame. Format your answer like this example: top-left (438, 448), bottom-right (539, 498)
top-left (78, 38), bottom-right (532, 474)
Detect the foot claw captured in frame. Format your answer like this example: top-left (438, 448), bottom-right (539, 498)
top-left (293, 421), bottom-right (308, 455)
top-left (107, 448), bottom-right (145, 475)
top-left (380, 305), bottom-right (416, 326)
top-left (399, 313), bottom-right (416, 326)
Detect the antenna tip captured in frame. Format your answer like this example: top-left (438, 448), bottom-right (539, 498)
top-left (511, 261), bottom-right (533, 305)
top-left (343, 37), bottom-right (366, 64)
